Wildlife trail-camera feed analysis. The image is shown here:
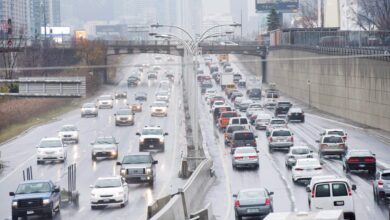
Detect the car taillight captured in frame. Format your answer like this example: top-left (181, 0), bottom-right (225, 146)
top-left (364, 157), bottom-right (376, 163)
top-left (378, 180), bottom-right (384, 187)
top-left (249, 156), bottom-right (257, 159)
top-left (295, 168), bottom-right (304, 171)
top-left (311, 189), bottom-right (315, 198)
top-left (314, 167), bottom-right (322, 170)
top-left (339, 143), bottom-right (345, 148)
top-left (265, 198), bottom-right (270, 205)
top-left (320, 144), bottom-right (327, 148)
top-left (234, 200), bottom-right (240, 207)
top-left (290, 136), bottom-right (294, 142)
top-left (348, 187), bottom-right (352, 196)
top-left (252, 140), bottom-right (257, 146)
top-left (235, 156), bottom-right (243, 160)
top-left (348, 158), bottom-right (360, 163)
top-left (269, 137), bottom-right (273, 142)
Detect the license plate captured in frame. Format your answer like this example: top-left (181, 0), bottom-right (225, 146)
top-left (247, 208), bottom-right (259, 213)
top-left (359, 164), bottom-right (366, 167)
top-left (103, 199), bottom-right (110, 202)
top-left (334, 201), bottom-right (344, 206)
top-left (149, 145), bottom-right (154, 148)
top-left (27, 211), bottom-right (34, 215)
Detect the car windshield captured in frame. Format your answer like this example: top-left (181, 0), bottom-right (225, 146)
top-left (278, 102), bottom-right (290, 107)
top-left (142, 128), bottom-right (162, 135)
top-left (99, 96), bottom-right (112, 100)
top-left (239, 189), bottom-right (265, 199)
top-left (250, 90), bottom-right (261, 95)
top-left (152, 102), bottom-right (166, 107)
top-left (327, 130), bottom-right (345, 136)
top-left (348, 150), bottom-right (372, 157)
top-left (290, 108), bottom-right (302, 113)
top-left (95, 137), bottom-right (115, 144)
top-left (222, 112), bottom-right (238, 118)
top-left (157, 92), bottom-right (169, 96)
top-left (39, 140), bottom-right (62, 148)
top-left (296, 159), bottom-right (319, 166)
top-left (292, 148), bottom-right (310, 155)
top-left (235, 147), bottom-right (256, 154)
top-left (122, 155), bottom-right (151, 164)
top-left (234, 132), bottom-right (254, 140)
top-left (382, 173), bottom-right (390, 180)
top-left (60, 126), bottom-right (77, 131)
top-left (227, 125), bottom-right (246, 133)
top-left (117, 109), bottom-right (132, 115)
top-left (272, 130), bottom-right (292, 136)
top-left (83, 103), bottom-right (95, 108)
top-left (323, 136), bottom-right (343, 143)
top-left (94, 179), bottom-right (121, 188)
top-left (271, 120), bottom-right (286, 125)
top-left (16, 182), bottom-right (52, 194)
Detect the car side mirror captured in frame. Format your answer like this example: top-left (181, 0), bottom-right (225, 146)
top-left (9, 192), bottom-right (15, 196)
top-left (116, 162), bottom-right (122, 166)
top-left (53, 186), bottom-right (60, 193)
top-left (269, 191), bottom-right (274, 196)
top-left (315, 140), bottom-right (320, 143)
top-left (232, 194), bottom-right (237, 198)
top-left (306, 187), bottom-right (311, 193)
top-left (136, 133), bottom-right (141, 136)
top-left (352, 184), bottom-right (357, 191)
top-left (114, 113), bottom-right (117, 116)
top-left (116, 142), bottom-right (119, 144)
top-left (90, 142), bottom-right (94, 145)
top-left (256, 150), bottom-right (260, 153)
top-left (164, 133), bottom-right (168, 136)
top-left (153, 160), bottom-right (158, 165)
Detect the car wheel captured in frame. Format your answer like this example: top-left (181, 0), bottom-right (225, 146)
top-left (149, 179), bottom-right (154, 187)
top-left (373, 188), bottom-right (379, 203)
top-left (254, 164), bottom-right (259, 170)
top-left (91, 155), bottom-right (96, 161)
top-left (120, 203), bottom-right (125, 208)
top-left (235, 212), bottom-right (242, 220)
top-left (11, 215), bottom-right (18, 220)
top-left (91, 205), bottom-right (97, 210)
top-left (348, 213), bottom-right (356, 220)
top-left (345, 166), bottom-right (350, 173)
top-left (37, 160), bottom-right (41, 165)
top-left (369, 169), bottom-right (376, 177)
top-left (232, 164), bottom-right (236, 170)
top-left (268, 145), bottom-right (273, 153)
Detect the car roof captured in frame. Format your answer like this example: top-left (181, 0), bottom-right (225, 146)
top-left (290, 146), bottom-right (310, 150)
top-left (272, 128), bottom-right (291, 132)
top-left (296, 158), bottom-right (319, 163)
top-left (96, 176), bottom-right (121, 181)
top-left (233, 130), bottom-right (253, 134)
top-left (41, 137), bottom-right (62, 141)
top-left (289, 108), bottom-right (302, 112)
top-left (143, 126), bottom-right (162, 129)
top-left (125, 152), bottom-right (151, 156)
top-left (62, 124), bottom-right (76, 128)
top-left (19, 179), bottom-right (53, 184)
top-left (239, 188), bottom-right (267, 194)
top-left (311, 177), bottom-right (350, 185)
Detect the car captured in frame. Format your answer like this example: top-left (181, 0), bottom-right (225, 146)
top-left (81, 102), bottom-right (98, 117)
top-left (373, 169), bottom-right (390, 203)
top-left (237, 80), bottom-right (246, 88)
top-left (115, 91), bottom-right (127, 99)
top-left (233, 188), bottom-right (274, 219)
top-left (229, 117), bottom-right (250, 127)
top-left (37, 137), bottom-right (67, 164)
top-left (218, 111), bottom-right (239, 130)
top-left (10, 180), bottom-right (61, 220)
top-left (131, 102), bottom-right (142, 112)
top-left (165, 72), bottom-right (175, 81)
top-left (224, 125), bottom-right (248, 146)
top-left (342, 150), bottom-right (376, 176)
top-left (135, 92), bottom-right (147, 101)
top-left (246, 103), bottom-right (263, 118)
top-left (97, 95), bottom-right (114, 109)
top-left (268, 128), bottom-right (294, 152)
top-left (287, 107), bottom-right (305, 123)
top-left (230, 131), bottom-right (257, 153)
top-left (150, 101), bottom-right (168, 117)
top-left (148, 71), bottom-right (158, 79)
top-left (229, 90), bottom-right (243, 101)
top-left (117, 152), bottom-right (158, 186)
top-left (152, 66), bottom-right (161, 71)
top-left (320, 129), bottom-right (348, 141)
top-left (266, 118), bottom-right (288, 136)
top-left (225, 88), bottom-right (238, 98)
top-left (209, 95), bottom-right (225, 106)
top-left (204, 89), bottom-right (217, 101)
top-left (127, 76), bottom-right (140, 87)
top-left (210, 65), bottom-right (219, 73)
top-left (212, 106), bottom-right (232, 123)
top-left (167, 57), bottom-right (175, 62)
top-left (236, 99), bottom-right (253, 112)
top-left (58, 124), bottom-right (79, 143)
top-left (307, 177), bottom-right (356, 220)
top-left (254, 114), bottom-right (272, 130)
top-left (247, 88), bottom-right (262, 100)
top-left (155, 55), bottom-right (162, 60)
top-left (90, 176), bottom-right (128, 209)
top-left (285, 146), bottom-right (314, 168)
top-left (201, 79), bottom-right (213, 89)
top-left (114, 108), bottom-right (135, 126)
top-left (316, 135), bottom-right (347, 159)
top-left (233, 97), bottom-right (244, 108)
top-left (136, 126), bottom-right (168, 152)
top-left (274, 101), bottom-right (292, 117)
top-left (233, 73), bottom-right (242, 83)
top-left (263, 210), bottom-right (344, 220)
top-left (264, 97), bottom-right (278, 109)
top-left (292, 158), bottom-right (323, 183)
top-left (232, 147), bottom-right (259, 169)
top-left (91, 136), bottom-right (119, 160)
top-left (155, 91), bottom-right (170, 102)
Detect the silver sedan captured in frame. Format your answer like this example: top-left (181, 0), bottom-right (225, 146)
top-left (233, 188), bottom-right (274, 219)
top-left (232, 147), bottom-right (259, 169)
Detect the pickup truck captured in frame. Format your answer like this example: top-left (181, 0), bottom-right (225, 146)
top-left (10, 180), bottom-right (61, 219)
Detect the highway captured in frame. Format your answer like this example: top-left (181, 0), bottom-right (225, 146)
top-left (0, 54), bottom-right (186, 220)
top-left (201, 55), bottom-right (390, 220)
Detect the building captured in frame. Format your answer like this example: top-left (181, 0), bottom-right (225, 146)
top-left (29, 0), bottom-right (61, 39)
top-left (0, 0), bottom-right (28, 38)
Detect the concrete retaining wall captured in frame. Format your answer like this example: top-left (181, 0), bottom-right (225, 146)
top-left (267, 49), bottom-right (390, 131)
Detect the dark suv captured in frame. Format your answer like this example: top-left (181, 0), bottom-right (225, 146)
top-left (10, 180), bottom-right (61, 220)
top-left (275, 101), bottom-right (292, 117)
top-left (287, 107), bottom-right (305, 122)
top-left (247, 88), bottom-right (262, 100)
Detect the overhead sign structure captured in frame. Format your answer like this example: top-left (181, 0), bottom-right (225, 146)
top-left (256, 0), bottom-right (299, 12)
top-left (41, 27), bottom-right (71, 36)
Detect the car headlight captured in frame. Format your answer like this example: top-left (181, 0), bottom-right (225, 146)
top-left (111, 150), bottom-right (117, 155)
top-left (120, 169), bottom-right (126, 175)
top-left (117, 191), bottom-right (124, 196)
top-left (145, 168), bottom-right (152, 174)
top-left (42, 199), bottom-right (50, 205)
top-left (91, 193), bottom-right (96, 197)
top-left (140, 138), bottom-right (144, 143)
top-left (159, 137), bottom-right (164, 143)
top-left (58, 148), bottom-right (64, 153)
top-left (12, 201), bottom-right (17, 208)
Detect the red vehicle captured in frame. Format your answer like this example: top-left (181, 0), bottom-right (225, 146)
top-left (218, 111), bottom-right (239, 130)
top-left (209, 96), bottom-right (225, 106)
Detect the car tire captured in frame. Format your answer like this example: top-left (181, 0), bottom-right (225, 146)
top-left (11, 215), bottom-right (18, 220)
top-left (91, 155), bottom-right (96, 161)
top-left (268, 145), bottom-right (273, 153)
top-left (345, 166), bottom-right (350, 173)
top-left (149, 179), bottom-right (154, 187)
top-left (120, 203), bottom-right (125, 208)
top-left (235, 212), bottom-right (242, 220)
top-left (369, 169), bottom-right (376, 177)
top-left (373, 188), bottom-right (379, 203)
top-left (348, 213), bottom-right (356, 220)
top-left (37, 160), bottom-right (42, 165)
top-left (254, 164), bottom-right (259, 170)
top-left (91, 205), bottom-right (97, 210)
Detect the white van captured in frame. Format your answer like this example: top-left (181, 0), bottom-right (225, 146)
top-left (264, 210), bottom-right (344, 220)
top-left (307, 177), bottom-right (356, 220)
top-left (229, 117), bottom-right (250, 130)
top-left (255, 113), bottom-right (272, 130)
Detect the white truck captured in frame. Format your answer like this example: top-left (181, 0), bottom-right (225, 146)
top-left (264, 210), bottom-right (344, 220)
top-left (220, 73), bottom-right (234, 90)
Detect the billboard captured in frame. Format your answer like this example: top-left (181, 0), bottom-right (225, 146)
top-left (41, 27), bottom-right (71, 36)
top-left (256, 0), bottom-right (299, 12)
top-left (75, 30), bottom-right (87, 42)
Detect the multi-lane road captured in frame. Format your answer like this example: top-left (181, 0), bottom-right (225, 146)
top-left (201, 55), bottom-right (390, 220)
top-left (0, 54), bottom-right (186, 220)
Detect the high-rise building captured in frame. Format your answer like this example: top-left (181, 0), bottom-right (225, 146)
top-left (29, 0), bottom-right (61, 38)
top-left (0, 0), bottom-right (28, 38)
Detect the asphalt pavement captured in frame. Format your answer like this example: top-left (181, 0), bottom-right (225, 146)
top-left (202, 55), bottom-right (390, 220)
top-left (0, 54), bottom-right (187, 220)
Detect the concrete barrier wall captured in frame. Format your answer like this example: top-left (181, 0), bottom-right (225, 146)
top-left (149, 196), bottom-right (186, 220)
top-left (267, 49), bottom-right (390, 131)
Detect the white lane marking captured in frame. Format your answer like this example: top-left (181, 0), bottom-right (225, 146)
top-left (0, 154), bottom-right (35, 184)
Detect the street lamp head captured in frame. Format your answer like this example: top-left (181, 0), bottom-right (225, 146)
top-left (149, 32), bottom-right (158, 36)
top-left (150, 23), bottom-right (162, 28)
top-left (155, 34), bottom-right (171, 39)
top-left (225, 31), bottom-right (234, 35)
top-left (230, 23), bottom-right (242, 27)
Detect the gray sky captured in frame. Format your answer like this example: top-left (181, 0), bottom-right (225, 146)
top-left (203, 0), bottom-right (230, 15)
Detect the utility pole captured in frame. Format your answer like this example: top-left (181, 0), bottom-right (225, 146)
top-left (41, 1), bottom-right (47, 40)
top-left (240, 9), bottom-right (243, 40)
top-left (320, 0), bottom-right (325, 28)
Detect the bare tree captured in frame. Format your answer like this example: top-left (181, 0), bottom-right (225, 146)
top-left (295, 0), bottom-right (319, 28)
top-left (0, 36), bottom-right (25, 79)
top-left (350, 0), bottom-right (390, 30)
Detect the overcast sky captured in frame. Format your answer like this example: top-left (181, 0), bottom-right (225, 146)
top-left (203, 0), bottom-right (230, 15)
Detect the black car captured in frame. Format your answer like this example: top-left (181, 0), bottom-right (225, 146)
top-left (230, 131), bottom-right (258, 153)
top-left (127, 76), bottom-right (140, 87)
top-left (233, 73), bottom-right (242, 83)
top-left (275, 101), bottom-right (292, 117)
top-left (135, 92), bottom-right (147, 101)
top-left (247, 88), bottom-right (262, 100)
top-left (343, 150), bottom-right (376, 176)
top-left (147, 71), bottom-right (158, 80)
top-left (287, 107), bottom-right (305, 122)
top-left (10, 180), bottom-right (61, 220)
top-left (115, 91), bottom-right (127, 99)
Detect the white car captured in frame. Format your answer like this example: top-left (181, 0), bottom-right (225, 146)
top-left (232, 147), bottom-right (259, 169)
top-left (90, 176), bottom-right (129, 209)
top-left (307, 177), bottom-right (356, 220)
top-left (320, 129), bottom-right (348, 141)
top-left (91, 136), bottom-right (119, 160)
top-left (266, 118), bottom-right (288, 136)
top-left (81, 102), bottom-right (98, 117)
top-left (58, 125), bottom-right (79, 143)
top-left (292, 158), bottom-right (323, 183)
top-left (151, 101), bottom-right (168, 117)
top-left (255, 113), bottom-right (272, 130)
top-left (155, 91), bottom-right (170, 102)
top-left (285, 146), bottom-right (314, 168)
top-left (211, 101), bottom-right (225, 111)
top-left (97, 95), bottom-right (114, 109)
top-left (136, 126), bottom-right (168, 152)
top-left (204, 89), bottom-right (217, 101)
top-left (37, 137), bottom-right (67, 164)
